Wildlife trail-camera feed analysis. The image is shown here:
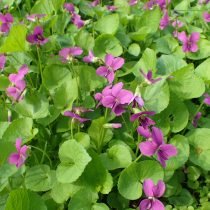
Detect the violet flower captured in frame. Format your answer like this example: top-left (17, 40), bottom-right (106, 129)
top-left (129, 0), bottom-right (138, 6)
top-left (64, 3), bottom-right (75, 13)
top-left (59, 47), bottom-right (83, 62)
top-left (26, 14), bottom-right (46, 22)
top-left (130, 111), bottom-right (155, 138)
top-left (27, 26), bottom-right (49, 45)
top-left (71, 13), bottom-right (84, 28)
top-left (159, 11), bottom-right (170, 30)
top-left (0, 13), bottom-right (13, 33)
top-left (96, 54), bottom-right (124, 84)
top-left (139, 127), bottom-right (177, 167)
top-left (91, 0), bottom-right (100, 7)
top-left (139, 179), bottom-right (165, 210)
top-left (83, 50), bottom-right (97, 63)
top-left (0, 54), bottom-right (6, 70)
top-left (140, 70), bottom-right (161, 84)
top-left (203, 12), bottom-right (210, 22)
top-left (156, 0), bottom-right (171, 10)
top-left (6, 65), bottom-right (28, 102)
top-left (130, 95), bottom-right (145, 108)
top-left (204, 93), bottom-right (210, 105)
top-left (95, 82), bottom-right (134, 116)
top-left (106, 5), bottom-right (118, 11)
top-left (192, 112), bottom-right (202, 128)
top-left (8, 138), bottom-right (28, 168)
top-left (177, 31), bottom-right (200, 53)
top-left (172, 20), bottom-right (184, 28)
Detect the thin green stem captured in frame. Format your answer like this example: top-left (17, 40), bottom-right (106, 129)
top-left (41, 142), bottom-right (48, 164)
top-left (36, 46), bottom-right (43, 85)
top-left (134, 154), bottom-right (142, 162)
top-left (71, 118), bottom-right (74, 139)
top-left (30, 145), bottom-right (52, 168)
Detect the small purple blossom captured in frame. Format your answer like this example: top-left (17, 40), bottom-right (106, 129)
top-left (156, 0), bottom-right (171, 10)
top-left (192, 112), bottom-right (202, 128)
top-left (0, 13), bottom-right (13, 33)
top-left (6, 65), bottom-right (28, 102)
top-left (8, 138), bottom-right (28, 168)
top-left (0, 54), bottom-right (6, 70)
top-left (159, 11), bottom-right (170, 30)
top-left (91, 0), bottom-right (100, 7)
top-left (172, 20), bottom-right (184, 28)
top-left (96, 54), bottom-right (124, 84)
top-left (59, 47), bottom-right (83, 62)
top-left (203, 12), bottom-right (210, 22)
top-left (64, 107), bottom-right (92, 123)
top-left (204, 93), bottom-right (210, 105)
top-left (95, 82), bottom-right (134, 116)
top-left (130, 95), bottom-right (145, 108)
top-left (71, 13), bottom-right (84, 28)
top-left (83, 50), bottom-right (97, 63)
top-left (64, 3), bottom-right (75, 13)
top-left (139, 179), bottom-right (165, 210)
top-left (177, 31), bottom-right (200, 53)
top-left (27, 26), bottom-right (49, 45)
top-left (139, 127), bottom-right (177, 167)
top-left (140, 70), bottom-right (161, 84)
top-left (26, 14), bottom-right (46, 22)
top-left (106, 5), bottom-right (118, 11)
top-left (129, 0), bottom-right (138, 6)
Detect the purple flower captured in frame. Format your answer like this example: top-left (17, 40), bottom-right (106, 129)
top-left (203, 12), bottom-right (210, 22)
top-left (139, 127), bottom-right (177, 167)
top-left (103, 123), bottom-right (122, 128)
top-left (159, 11), bottom-right (170, 30)
top-left (156, 0), bottom-right (171, 10)
top-left (83, 50), bottom-right (97, 63)
top-left (6, 65), bottom-right (28, 102)
top-left (64, 3), bottom-right (75, 13)
top-left (8, 138), bottom-right (28, 168)
top-left (131, 95), bottom-right (145, 108)
top-left (0, 13), bottom-right (13, 33)
top-left (0, 54), bottom-right (6, 70)
top-left (204, 93), bottom-right (210, 105)
top-left (27, 26), bottom-right (49, 45)
top-left (172, 20), bottom-right (184, 28)
top-left (139, 179), bottom-right (165, 210)
top-left (177, 31), bottom-right (200, 53)
top-left (26, 14), bottom-right (46, 22)
top-left (64, 107), bottom-right (91, 123)
top-left (91, 0), bottom-right (100, 7)
top-left (140, 70), bottom-right (161, 84)
top-left (144, 0), bottom-right (156, 10)
top-left (59, 47), bottom-right (83, 62)
top-left (129, 0), bottom-right (138, 6)
top-left (106, 5), bottom-right (118, 11)
top-left (199, 0), bottom-right (210, 4)
top-left (192, 112), bottom-right (202, 128)
top-left (95, 82), bottom-right (134, 116)
top-left (71, 13), bottom-right (84, 28)
top-left (96, 54), bottom-right (124, 84)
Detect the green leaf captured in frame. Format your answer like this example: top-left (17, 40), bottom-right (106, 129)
top-left (188, 128), bottom-right (210, 170)
top-left (118, 160), bottom-right (164, 200)
top-left (100, 145), bottom-right (132, 170)
top-left (5, 189), bottom-right (47, 210)
top-left (156, 35), bottom-right (179, 54)
top-left (92, 203), bottom-right (109, 210)
top-left (51, 0), bottom-right (65, 11)
top-left (95, 14), bottom-right (119, 35)
top-left (88, 117), bottom-right (113, 150)
top-left (15, 93), bottom-right (49, 119)
top-left (142, 79), bottom-right (170, 113)
top-left (0, 75), bottom-right (10, 91)
top-left (195, 58), bottom-right (210, 82)
top-left (128, 43), bottom-right (140, 56)
top-left (0, 25), bottom-right (28, 53)
top-left (94, 34), bottom-right (123, 58)
top-left (2, 118), bottom-right (35, 143)
top-left (25, 165), bottom-right (56, 192)
top-left (155, 95), bottom-right (189, 133)
top-left (157, 55), bottom-right (187, 75)
top-left (75, 30), bottom-right (95, 51)
top-left (43, 64), bottom-right (71, 91)
top-left (166, 135), bottom-right (189, 171)
top-left (169, 64), bottom-right (205, 99)
top-left (74, 132), bottom-right (90, 149)
top-left (56, 140), bottom-right (91, 183)
top-left (68, 189), bottom-right (98, 210)
top-left (31, 0), bottom-right (55, 14)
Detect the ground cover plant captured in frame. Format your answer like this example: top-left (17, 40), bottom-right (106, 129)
top-left (0, 0), bottom-right (210, 209)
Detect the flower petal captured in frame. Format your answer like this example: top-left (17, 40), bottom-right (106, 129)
top-left (151, 199), bottom-right (165, 210)
top-left (143, 179), bottom-right (155, 197)
top-left (139, 199), bottom-right (152, 210)
top-left (151, 127), bottom-right (164, 146)
top-left (139, 141), bottom-right (158, 156)
top-left (8, 153), bottom-right (19, 165)
top-left (153, 180), bottom-right (165, 197)
top-left (105, 54), bottom-right (114, 67)
top-left (137, 126), bottom-right (151, 138)
top-left (96, 66), bottom-right (109, 77)
top-left (111, 57), bottom-right (124, 70)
